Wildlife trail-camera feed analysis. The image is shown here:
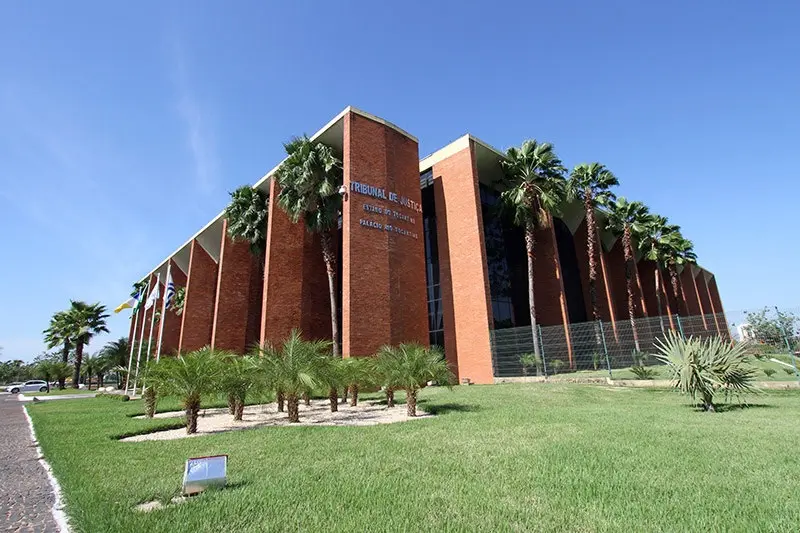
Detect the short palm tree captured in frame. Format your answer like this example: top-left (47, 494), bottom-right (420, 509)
top-left (373, 345), bottom-right (402, 407)
top-left (223, 185), bottom-right (270, 254)
top-left (100, 337), bottom-right (130, 388)
top-left (499, 140), bottom-right (567, 362)
top-left (377, 343), bottom-right (455, 417)
top-left (567, 163), bottom-right (619, 322)
top-left (341, 357), bottom-right (373, 407)
top-left (259, 330), bottom-right (326, 423)
top-left (605, 197), bottom-right (651, 351)
top-left (64, 301), bottom-right (109, 388)
top-left (219, 353), bottom-right (259, 421)
top-left (655, 333), bottom-right (758, 412)
top-left (43, 311), bottom-right (73, 389)
top-left (317, 354), bottom-right (346, 412)
top-left (81, 354), bottom-right (99, 389)
top-left (275, 136), bottom-right (343, 357)
top-left (148, 347), bottom-right (224, 433)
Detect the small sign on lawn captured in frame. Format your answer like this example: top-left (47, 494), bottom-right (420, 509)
top-left (182, 455), bottom-right (227, 495)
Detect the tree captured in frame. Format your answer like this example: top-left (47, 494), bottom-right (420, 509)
top-left (275, 136), bottom-right (343, 357)
top-left (100, 338), bottom-right (130, 388)
top-left (655, 333), bottom-right (758, 412)
top-left (148, 347), bottom-right (224, 434)
top-left (372, 345), bottom-right (402, 406)
top-left (258, 330), bottom-right (326, 423)
top-left (64, 301), bottom-right (109, 388)
top-left (81, 354), bottom-right (99, 390)
top-left (340, 357), bottom-right (372, 407)
top-left (172, 287), bottom-right (186, 316)
top-left (43, 311), bottom-right (73, 388)
top-left (661, 233), bottom-right (697, 316)
top-left (743, 307), bottom-right (799, 348)
top-left (318, 356), bottom-right (347, 412)
top-left (224, 186), bottom-right (269, 254)
top-left (375, 344), bottom-right (455, 417)
top-left (499, 140), bottom-right (567, 362)
top-left (638, 215), bottom-right (681, 325)
top-left (219, 353), bottom-right (259, 421)
top-left (567, 163), bottom-right (619, 322)
top-left (605, 197), bottom-right (651, 351)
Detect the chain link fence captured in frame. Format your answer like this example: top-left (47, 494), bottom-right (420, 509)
top-left (491, 309), bottom-right (800, 382)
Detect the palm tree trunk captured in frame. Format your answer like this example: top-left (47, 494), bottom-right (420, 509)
top-left (144, 387), bottom-right (157, 418)
top-left (227, 393), bottom-right (236, 415)
top-left (585, 192), bottom-right (600, 322)
top-left (653, 257), bottom-right (665, 334)
top-left (72, 342), bottom-right (84, 388)
top-left (525, 220), bottom-right (542, 361)
top-left (59, 342), bottom-right (70, 389)
top-left (320, 231), bottom-right (340, 357)
top-left (349, 384), bottom-right (359, 407)
top-left (328, 387), bottom-right (338, 412)
top-left (286, 394), bottom-right (300, 423)
top-left (185, 398), bottom-right (200, 434)
top-left (668, 264), bottom-right (682, 316)
top-left (623, 227), bottom-right (641, 352)
top-left (386, 388), bottom-right (395, 408)
top-left (277, 390), bottom-right (285, 412)
top-left (87, 375), bottom-right (92, 390)
top-left (303, 391), bottom-right (311, 406)
top-left (234, 398), bottom-right (245, 421)
top-left (405, 388), bottom-right (418, 417)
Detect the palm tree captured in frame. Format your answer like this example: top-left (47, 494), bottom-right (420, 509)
top-left (341, 357), bottom-right (372, 407)
top-left (64, 301), bottom-right (109, 388)
top-left (499, 140), bottom-right (567, 361)
top-left (219, 353), bottom-right (259, 421)
top-left (223, 185), bottom-right (270, 254)
top-left (275, 136), bottom-right (343, 357)
top-left (372, 345), bottom-right (402, 407)
top-left (43, 311), bottom-right (73, 389)
top-left (100, 338), bottom-right (130, 388)
top-left (376, 344), bottom-right (454, 417)
top-left (258, 330), bottom-right (325, 423)
top-left (81, 354), bottom-right (99, 389)
top-left (605, 197), bottom-right (651, 352)
top-left (638, 216), bottom-right (680, 324)
top-left (567, 163), bottom-right (619, 322)
top-left (662, 234), bottom-right (697, 317)
top-left (148, 347), bottom-right (224, 433)
top-left (318, 356), bottom-right (346, 412)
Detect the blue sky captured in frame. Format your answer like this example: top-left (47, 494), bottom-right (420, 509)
top-left (1, 1), bottom-right (798, 361)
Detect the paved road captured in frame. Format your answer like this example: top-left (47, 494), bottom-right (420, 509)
top-left (0, 393), bottom-right (59, 532)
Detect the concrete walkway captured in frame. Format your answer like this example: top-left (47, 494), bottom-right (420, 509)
top-left (0, 393), bottom-right (59, 532)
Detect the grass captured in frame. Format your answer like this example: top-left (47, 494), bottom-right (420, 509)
top-left (28, 384), bottom-right (800, 532)
top-left (33, 388), bottom-right (98, 395)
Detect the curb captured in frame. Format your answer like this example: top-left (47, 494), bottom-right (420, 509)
top-left (22, 406), bottom-right (71, 533)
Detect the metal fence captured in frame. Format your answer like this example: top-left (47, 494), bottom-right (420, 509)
top-left (492, 313), bottom-right (734, 379)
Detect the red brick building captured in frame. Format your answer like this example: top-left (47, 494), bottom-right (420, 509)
top-left (129, 107), bottom-right (727, 384)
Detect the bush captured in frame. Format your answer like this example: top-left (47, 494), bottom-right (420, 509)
top-left (96, 392), bottom-right (130, 402)
top-left (783, 368), bottom-right (796, 376)
top-left (655, 333), bottom-right (758, 412)
top-left (550, 359), bottom-right (565, 375)
top-left (630, 365), bottom-right (657, 380)
top-left (762, 368), bottom-right (777, 378)
top-left (519, 353), bottom-right (543, 376)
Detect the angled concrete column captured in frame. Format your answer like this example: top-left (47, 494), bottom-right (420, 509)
top-left (179, 239), bottom-right (218, 353)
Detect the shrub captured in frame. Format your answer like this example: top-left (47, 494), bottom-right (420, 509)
top-left (591, 352), bottom-right (603, 371)
top-left (630, 365), bottom-right (658, 380)
top-left (550, 359), bottom-right (565, 375)
top-left (519, 352), bottom-right (543, 376)
top-left (655, 333), bottom-right (758, 412)
top-left (762, 368), bottom-right (777, 378)
top-left (783, 368), bottom-right (796, 376)
top-left (96, 392), bottom-right (130, 402)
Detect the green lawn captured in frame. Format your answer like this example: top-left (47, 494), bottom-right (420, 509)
top-left (34, 387), bottom-right (98, 395)
top-left (28, 384), bottom-right (800, 532)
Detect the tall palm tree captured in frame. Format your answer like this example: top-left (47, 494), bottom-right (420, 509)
top-left (258, 329), bottom-right (326, 423)
top-left (638, 216), bottom-right (681, 323)
top-left (65, 301), bottom-right (109, 388)
top-left (376, 344), bottom-right (454, 417)
top-left (567, 163), bottom-right (619, 322)
top-left (605, 197), bottom-right (651, 352)
top-left (43, 311), bottom-right (73, 388)
top-left (100, 337), bottom-right (130, 388)
top-left (275, 136), bottom-right (343, 357)
top-left (499, 140), bottom-right (567, 361)
top-left (148, 347), bottom-right (224, 434)
top-left (223, 185), bottom-right (270, 254)
top-left (662, 233), bottom-right (697, 316)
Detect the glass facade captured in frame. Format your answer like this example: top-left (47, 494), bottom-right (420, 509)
top-left (420, 171), bottom-right (444, 348)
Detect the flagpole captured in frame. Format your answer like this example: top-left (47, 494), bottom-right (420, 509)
top-left (155, 263), bottom-right (171, 362)
top-left (140, 272), bottom-right (161, 391)
top-left (124, 305), bottom-right (140, 392)
top-left (131, 279), bottom-right (151, 396)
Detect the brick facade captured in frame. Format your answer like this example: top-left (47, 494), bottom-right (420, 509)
top-left (157, 260), bottom-right (187, 357)
top-left (179, 240), bottom-right (218, 353)
top-left (341, 111), bottom-right (428, 358)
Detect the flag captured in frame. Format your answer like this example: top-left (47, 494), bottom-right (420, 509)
top-left (114, 296), bottom-right (138, 314)
top-left (144, 283), bottom-right (160, 310)
top-left (164, 270), bottom-right (175, 309)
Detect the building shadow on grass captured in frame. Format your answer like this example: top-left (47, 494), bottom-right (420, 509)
top-left (418, 402), bottom-right (481, 415)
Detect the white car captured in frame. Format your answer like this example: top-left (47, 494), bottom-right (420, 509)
top-left (5, 380), bottom-right (50, 394)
